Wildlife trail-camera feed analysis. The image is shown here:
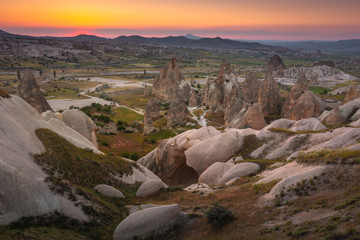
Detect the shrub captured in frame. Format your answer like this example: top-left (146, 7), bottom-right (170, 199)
top-left (0, 88), bottom-right (10, 98)
top-left (205, 203), bottom-right (235, 228)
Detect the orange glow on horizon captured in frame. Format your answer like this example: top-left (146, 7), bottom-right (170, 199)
top-left (0, 0), bottom-right (359, 40)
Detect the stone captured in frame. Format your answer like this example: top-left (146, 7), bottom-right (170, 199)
top-left (145, 97), bottom-right (161, 119)
top-left (229, 103), bottom-right (267, 130)
top-left (289, 91), bottom-right (325, 120)
top-left (267, 55), bottom-right (286, 77)
top-left (218, 163), bottom-right (260, 184)
top-left (324, 107), bottom-right (346, 125)
top-left (152, 58), bottom-right (190, 102)
top-left (242, 71), bottom-right (259, 103)
top-left (351, 108), bottom-right (360, 121)
top-left (113, 204), bottom-right (181, 240)
top-left (343, 87), bottom-right (360, 104)
top-left (224, 84), bottom-right (244, 125)
top-left (188, 90), bottom-right (200, 107)
top-left (94, 184), bottom-right (125, 198)
top-left (117, 158), bottom-right (161, 185)
top-left (198, 162), bottom-right (234, 185)
top-left (185, 130), bottom-right (244, 174)
top-left (166, 93), bottom-right (189, 127)
top-left (202, 60), bottom-right (241, 116)
top-left (17, 70), bottom-right (52, 113)
top-left (257, 73), bottom-right (282, 116)
top-left (136, 179), bottom-right (168, 197)
top-left (289, 118), bottom-right (326, 132)
top-left (61, 109), bottom-right (98, 147)
top-left (281, 73), bottom-right (309, 118)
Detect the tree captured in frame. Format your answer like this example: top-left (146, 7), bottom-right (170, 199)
top-left (17, 70), bottom-right (21, 80)
top-left (144, 69), bottom-right (147, 75)
top-left (53, 70), bottom-right (56, 78)
top-left (39, 70), bottom-right (43, 76)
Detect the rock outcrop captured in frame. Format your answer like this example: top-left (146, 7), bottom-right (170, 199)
top-left (280, 65), bottom-right (341, 79)
top-left (113, 204), bottom-right (181, 240)
top-left (17, 70), bottom-right (52, 113)
top-left (267, 55), bottom-right (286, 77)
top-left (202, 60), bottom-right (241, 115)
top-left (188, 90), bottom-right (200, 107)
top-left (242, 72), bottom-right (259, 103)
top-left (0, 95), bottom-right (102, 225)
top-left (145, 97), bottom-right (161, 119)
top-left (228, 103), bottom-right (267, 130)
top-left (167, 93), bottom-right (189, 127)
top-left (324, 107), bottom-right (346, 125)
top-left (152, 58), bottom-right (190, 102)
top-left (61, 109), bottom-right (98, 147)
top-left (257, 73), bottom-right (282, 116)
top-left (94, 184), bottom-right (125, 198)
top-left (136, 179), bottom-right (168, 197)
top-left (281, 73), bottom-right (325, 120)
top-left (343, 86), bottom-right (360, 104)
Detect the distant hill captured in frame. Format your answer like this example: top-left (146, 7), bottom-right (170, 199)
top-left (184, 34), bottom-right (202, 40)
top-left (114, 35), bottom-right (280, 50)
top-left (265, 39), bottom-right (360, 53)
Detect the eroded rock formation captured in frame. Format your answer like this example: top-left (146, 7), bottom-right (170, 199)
top-left (152, 58), bottom-right (190, 102)
top-left (257, 73), bottom-right (282, 116)
top-left (228, 103), bottom-right (267, 130)
top-left (17, 70), bottom-right (52, 113)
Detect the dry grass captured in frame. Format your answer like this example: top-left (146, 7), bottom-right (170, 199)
top-left (0, 88), bottom-right (10, 98)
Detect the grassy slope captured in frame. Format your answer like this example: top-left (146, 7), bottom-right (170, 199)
top-left (0, 128), bottom-right (140, 240)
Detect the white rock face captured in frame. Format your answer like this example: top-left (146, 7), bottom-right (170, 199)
top-left (198, 162), bottom-right (234, 185)
top-left (0, 95), bottom-right (99, 225)
top-left (94, 184), bottom-right (125, 198)
top-left (282, 65), bottom-right (341, 79)
top-left (218, 163), bottom-right (260, 184)
top-left (136, 179), bottom-right (168, 197)
top-left (61, 109), bottom-right (97, 147)
top-left (117, 159), bottom-right (160, 185)
top-left (351, 108), bottom-right (360, 121)
top-left (186, 126), bottom-right (221, 141)
top-left (185, 130), bottom-right (244, 175)
top-left (257, 162), bottom-right (328, 206)
top-left (350, 118), bottom-right (360, 127)
top-left (289, 118), bottom-right (326, 132)
top-left (113, 204), bottom-right (181, 240)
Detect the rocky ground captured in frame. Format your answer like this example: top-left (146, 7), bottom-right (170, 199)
top-left (0, 53), bottom-right (360, 240)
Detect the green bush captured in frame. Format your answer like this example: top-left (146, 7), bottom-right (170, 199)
top-left (205, 203), bottom-right (235, 228)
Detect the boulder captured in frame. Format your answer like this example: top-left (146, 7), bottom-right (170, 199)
top-left (185, 130), bottom-right (244, 174)
top-left (117, 158), bottom-right (161, 185)
top-left (152, 58), bottom-right (190, 102)
top-left (229, 103), bottom-right (267, 130)
top-left (136, 179), bottom-right (168, 197)
top-left (343, 87), bottom-right (360, 104)
top-left (242, 71), bottom-right (259, 103)
top-left (61, 109), bottom-right (98, 147)
top-left (290, 118), bottom-right (326, 132)
top-left (94, 184), bottom-right (125, 198)
top-left (17, 70), bottom-right (52, 113)
top-left (198, 162), bottom-right (234, 185)
top-left (218, 163), bottom-right (260, 184)
top-left (113, 204), bottom-right (181, 240)
top-left (351, 108), bottom-right (360, 121)
top-left (324, 107), bottom-right (346, 125)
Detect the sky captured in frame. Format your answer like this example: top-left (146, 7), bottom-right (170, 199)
top-left (0, 0), bottom-right (359, 41)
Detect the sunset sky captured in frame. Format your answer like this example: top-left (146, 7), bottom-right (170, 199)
top-left (1, 0), bottom-right (359, 40)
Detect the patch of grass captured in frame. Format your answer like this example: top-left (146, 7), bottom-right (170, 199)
top-left (297, 149), bottom-right (360, 165)
top-left (44, 87), bottom-right (89, 100)
top-left (153, 117), bottom-right (168, 128)
top-left (253, 180), bottom-right (280, 194)
top-left (112, 107), bottom-right (143, 124)
top-left (145, 130), bottom-right (176, 142)
top-left (309, 86), bottom-right (333, 95)
top-left (269, 127), bottom-right (329, 135)
top-left (335, 196), bottom-right (360, 210)
top-left (32, 129), bottom-right (142, 239)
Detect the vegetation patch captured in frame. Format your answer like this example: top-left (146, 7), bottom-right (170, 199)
top-left (235, 134), bottom-right (263, 159)
top-left (33, 128), bottom-right (140, 239)
top-left (297, 149), bottom-right (360, 165)
top-left (205, 203), bottom-right (235, 228)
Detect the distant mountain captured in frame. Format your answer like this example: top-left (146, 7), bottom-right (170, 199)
top-left (184, 34), bottom-right (202, 40)
top-left (115, 35), bottom-right (280, 50)
top-left (265, 39), bottom-right (360, 53)
top-left (0, 29), bottom-right (280, 50)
